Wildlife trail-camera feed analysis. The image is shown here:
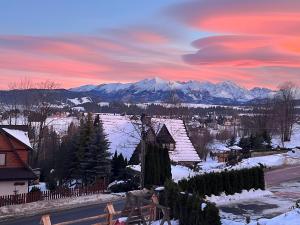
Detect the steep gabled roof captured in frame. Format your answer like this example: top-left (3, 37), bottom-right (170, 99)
top-left (1, 128), bottom-right (32, 149)
top-left (156, 124), bottom-right (175, 144)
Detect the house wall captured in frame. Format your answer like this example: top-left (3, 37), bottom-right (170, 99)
top-left (0, 180), bottom-right (28, 196)
top-left (0, 132), bottom-right (28, 168)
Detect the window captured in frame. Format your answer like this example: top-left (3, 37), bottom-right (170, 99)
top-left (0, 153), bottom-right (6, 166)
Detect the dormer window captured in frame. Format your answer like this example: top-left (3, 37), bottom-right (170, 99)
top-left (0, 153), bottom-right (6, 166)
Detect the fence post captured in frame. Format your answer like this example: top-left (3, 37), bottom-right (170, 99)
top-left (151, 194), bottom-right (159, 220)
top-left (105, 202), bottom-right (115, 225)
top-left (40, 215), bottom-right (52, 225)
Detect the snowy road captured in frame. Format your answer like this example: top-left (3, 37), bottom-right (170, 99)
top-left (0, 200), bottom-right (125, 225)
top-left (265, 165), bottom-right (300, 186)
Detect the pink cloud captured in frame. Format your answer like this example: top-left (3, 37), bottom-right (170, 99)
top-left (168, 0), bottom-right (300, 35)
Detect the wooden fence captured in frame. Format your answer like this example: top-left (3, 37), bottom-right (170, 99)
top-left (0, 182), bottom-right (107, 207)
top-left (40, 194), bottom-right (171, 225)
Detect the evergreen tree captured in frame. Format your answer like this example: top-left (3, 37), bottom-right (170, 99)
top-left (80, 117), bottom-right (111, 185)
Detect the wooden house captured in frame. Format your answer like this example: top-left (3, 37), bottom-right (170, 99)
top-left (0, 125), bottom-right (36, 195)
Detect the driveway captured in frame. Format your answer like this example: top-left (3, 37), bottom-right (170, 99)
top-left (265, 164), bottom-right (300, 186)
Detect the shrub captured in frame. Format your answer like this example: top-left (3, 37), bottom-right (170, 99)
top-left (163, 180), bottom-right (221, 225)
top-left (178, 167), bottom-right (265, 197)
top-left (109, 178), bottom-right (139, 193)
top-left (30, 186), bottom-right (42, 193)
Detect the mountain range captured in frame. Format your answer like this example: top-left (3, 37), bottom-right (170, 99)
top-left (70, 77), bottom-right (275, 104)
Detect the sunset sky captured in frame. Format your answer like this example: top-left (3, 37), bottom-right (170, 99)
top-left (0, 0), bottom-right (300, 89)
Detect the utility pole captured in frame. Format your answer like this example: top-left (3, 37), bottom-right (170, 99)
top-left (140, 113), bottom-right (146, 189)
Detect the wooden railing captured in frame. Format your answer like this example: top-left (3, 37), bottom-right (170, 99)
top-left (0, 182), bottom-right (106, 207)
top-left (40, 195), bottom-right (171, 225)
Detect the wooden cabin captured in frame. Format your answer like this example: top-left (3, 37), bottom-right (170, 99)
top-left (156, 124), bottom-right (176, 151)
top-left (0, 125), bottom-right (36, 195)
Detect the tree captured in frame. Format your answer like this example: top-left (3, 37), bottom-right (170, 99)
top-left (111, 151), bottom-right (128, 181)
top-left (273, 82), bottom-right (297, 144)
top-left (144, 144), bottom-right (171, 186)
top-left (80, 115), bottom-right (111, 185)
top-left (188, 127), bottom-right (213, 161)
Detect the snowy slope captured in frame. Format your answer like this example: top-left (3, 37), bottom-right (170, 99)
top-left (99, 114), bottom-right (140, 159)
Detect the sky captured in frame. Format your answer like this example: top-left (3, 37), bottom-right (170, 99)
top-left (0, 0), bottom-right (300, 89)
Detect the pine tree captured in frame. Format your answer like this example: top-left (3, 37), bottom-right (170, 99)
top-left (81, 118), bottom-right (112, 185)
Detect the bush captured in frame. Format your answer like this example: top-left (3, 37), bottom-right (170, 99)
top-left (109, 178), bottom-right (139, 193)
top-left (30, 186), bottom-right (42, 193)
top-left (178, 167), bottom-right (265, 197)
top-left (163, 180), bottom-right (221, 225)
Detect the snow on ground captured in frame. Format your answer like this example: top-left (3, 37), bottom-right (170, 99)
top-left (200, 151), bottom-right (300, 174)
top-left (207, 189), bottom-right (273, 206)
top-left (29, 182), bottom-right (47, 192)
top-left (272, 124), bottom-right (300, 149)
top-left (100, 114), bottom-right (140, 159)
top-left (152, 220), bottom-right (178, 225)
top-left (67, 97), bottom-right (92, 105)
top-left (0, 193), bottom-right (123, 220)
top-left (44, 116), bottom-right (79, 136)
top-left (221, 209), bottom-right (300, 225)
top-left (72, 106), bottom-right (85, 111)
top-left (219, 180), bottom-right (300, 224)
top-left (128, 164), bottom-right (196, 182)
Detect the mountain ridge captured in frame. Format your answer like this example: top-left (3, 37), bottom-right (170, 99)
top-left (70, 77), bottom-right (275, 103)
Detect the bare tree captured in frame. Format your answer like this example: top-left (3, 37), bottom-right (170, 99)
top-left (273, 82), bottom-right (297, 145)
top-left (189, 127), bottom-right (213, 161)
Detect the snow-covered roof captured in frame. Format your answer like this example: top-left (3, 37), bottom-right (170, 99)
top-left (209, 142), bottom-right (231, 153)
top-left (99, 114), bottom-right (200, 162)
top-left (2, 128), bottom-right (32, 149)
top-left (229, 145), bottom-right (242, 150)
top-left (152, 118), bottom-right (200, 162)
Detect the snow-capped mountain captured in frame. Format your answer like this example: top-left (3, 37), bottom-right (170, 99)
top-left (70, 77), bottom-right (274, 104)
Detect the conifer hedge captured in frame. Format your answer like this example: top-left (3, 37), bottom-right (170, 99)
top-left (162, 180), bottom-right (221, 225)
top-left (178, 166), bottom-right (265, 197)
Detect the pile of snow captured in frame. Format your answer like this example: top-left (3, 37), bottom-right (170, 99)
top-left (2, 128), bottom-right (32, 148)
top-left (207, 189), bottom-right (273, 206)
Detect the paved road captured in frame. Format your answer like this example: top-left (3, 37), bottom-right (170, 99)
top-left (0, 200), bottom-right (125, 225)
top-left (265, 164), bottom-right (300, 186)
